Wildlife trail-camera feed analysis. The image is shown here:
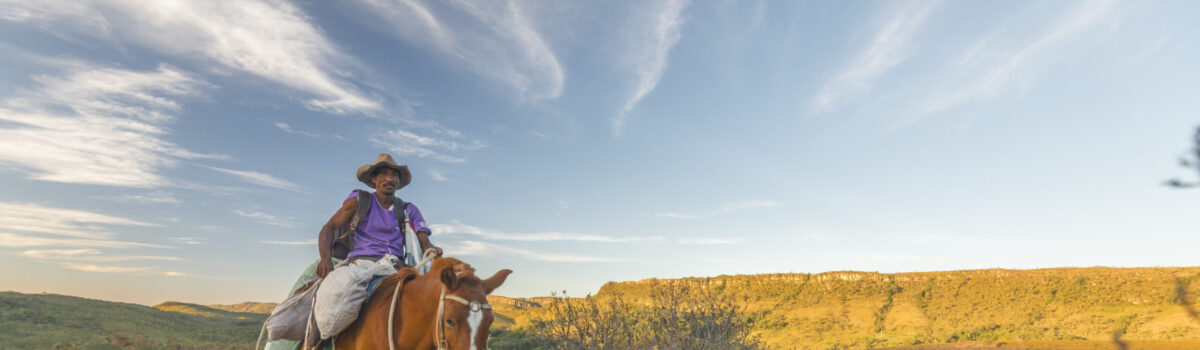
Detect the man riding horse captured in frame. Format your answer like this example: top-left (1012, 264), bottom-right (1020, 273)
top-left (318, 152), bottom-right (442, 278)
top-left (264, 153), bottom-right (510, 350)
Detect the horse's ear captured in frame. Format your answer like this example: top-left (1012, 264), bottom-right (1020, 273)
top-left (440, 266), bottom-right (459, 291)
top-left (482, 269), bottom-right (512, 295)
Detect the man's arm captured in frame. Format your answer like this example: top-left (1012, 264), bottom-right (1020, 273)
top-left (405, 202), bottom-right (441, 257)
top-left (317, 198), bottom-right (357, 278)
top-left (415, 231), bottom-right (442, 257)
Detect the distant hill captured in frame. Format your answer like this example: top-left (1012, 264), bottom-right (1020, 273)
top-left (490, 267), bottom-right (1200, 349)
top-left (206, 302), bottom-right (277, 314)
top-left (0, 291), bottom-right (264, 349)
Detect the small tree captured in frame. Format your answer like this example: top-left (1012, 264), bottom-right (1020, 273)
top-left (1167, 126), bottom-right (1200, 188)
top-left (530, 280), bottom-right (761, 350)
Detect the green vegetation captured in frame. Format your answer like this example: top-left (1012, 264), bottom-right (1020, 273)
top-left (8, 266), bottom-right (1200, 350)
top-left (0, 292), bottom-right (263, 349)
top-left (499, 280), bottom-right (761, 349)
top-left (489, 267), bottom-right (1200, 350)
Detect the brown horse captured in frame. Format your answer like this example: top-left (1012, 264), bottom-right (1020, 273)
top-left (333, 257), bottom-right (511, 350)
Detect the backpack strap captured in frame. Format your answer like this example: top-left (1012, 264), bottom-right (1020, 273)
top-left (348, 189), bottom-right (372, 231)
top-left (393, 196), bottom-right (408, 236)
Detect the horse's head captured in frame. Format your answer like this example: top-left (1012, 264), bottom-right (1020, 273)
top-left (430, 258), bottom-right (511, 350)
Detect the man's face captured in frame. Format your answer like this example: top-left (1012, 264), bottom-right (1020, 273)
top-left (373, 168), bottom-right (400, 195)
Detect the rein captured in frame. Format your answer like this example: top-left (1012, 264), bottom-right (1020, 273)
top-left (386, 249), bottom-right (439, 350)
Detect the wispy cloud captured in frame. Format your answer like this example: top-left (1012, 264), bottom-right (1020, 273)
top-left (56, 262), bottom-right (186, 277)
top-left (0, 233), bottom-right (167, 249)
top-left (718, 200), bottom-right (780, 212)
top-left (428, 169), bottom-right (449, 182)
top-left (677, 238), bottom-right (742, 245)
top-left (900, 234), bottom-right (1009, 245)
top-left (111, 191), bottom-right (182, 205)
top-left (260, 239), bottom-right (317, 246)
top-left (909, 0), bottom-right (1119, 124)
top-left (654, 212), bottom-right (702, 220)
top-left (60, 262), bottom-right (152, 274)
top-left (432, 220), bottom-right (662, 242)
top-left (355, 0), bottom-right (564, 102)
top-left (0, 62), bottom-right (225, 188)
top-left (0, 202), bottom-right (158, 239)
top-left (370, 129), bottom-right (486, 164)
top-left (613, 0), bottom-right (691, 136)
top-left (811, 1), bottom-right (938, 112)
top-left (275, 121), bottom-right (326, 138)
top-left (654, 200), bottom-right (780, 220)
top-left (0, 0), bottom-right (380, 114)
top-left (207, 167), bottom-right (305, 193)
top-left (22, 249), bottom-right (181, 262)
top-left (171, 237), bottom-right (207, 245)
top-left (451, 240), bottom-right (617, 263)
top-left (233, 210), bottom-right (296, 228)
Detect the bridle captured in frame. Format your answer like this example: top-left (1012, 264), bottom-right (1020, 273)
top-left (434, 284), bottom-right (492, 350)
top-left (386, 250), bottom-right (491, 350)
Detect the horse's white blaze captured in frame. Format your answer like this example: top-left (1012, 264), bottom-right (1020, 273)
top-left (467, 309), bottom-right (483, 350)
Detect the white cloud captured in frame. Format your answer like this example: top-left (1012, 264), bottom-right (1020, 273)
top-left (260, 239), bottom-right (318, 246)
top-left (171, 237), bottom-right (207, 245)
top-left (0, 233), bottom-right (167, 249)
top-left (613, 0), bottom-right (690, 136)
top-left (718, 200), bottom-right (780, 212)
top-left (370, 129), bottom-right (487, 164)
top-left (654, 212), bottom-right (702, 220)
top-left (0, 63), bottom-right (223, 188)
top-left (677, 238), bottom-right (741, 245)
top-left (432, 221), bottom-right (662, 243)
top-left (656, 200), bottom-right (779, 220)
top-left (429, 169), bottom-right (449, 182)
top-left (21, 249), bottom-right (181, 262)
top-left (233, 210), bottom-right (296, 228)
top-left (111, 191), bottom-right (182, 205)
top-left (811, 1), bottom-right (938, 112)
top-left (910, 0), bottom-right (1118, 123)
top-left (0, 202), bottom-right (158, 239)
top-left (0, 0), bottom-right (380, 114)
top-left (275, 121), bottom-right (324, 138)
top-left (60, 262), bottom-right (152, 274)
top-left (206, 167), bottom-right (304, 193)
top-left (356, 0), bottom-right (565, 102)
top-left (451, 240), bottom-right (617, 263)
top-left (164, 271), bottom-right (186, 277)
top-left (20, 249), bottom-right (97, 259)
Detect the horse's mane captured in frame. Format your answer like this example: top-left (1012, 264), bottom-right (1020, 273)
top-left (373, 257), bottom-right (481, 295)
top-left (375, 266), bottom-right (419, 297)
top-left (428, 257), bottom-right (483, 287)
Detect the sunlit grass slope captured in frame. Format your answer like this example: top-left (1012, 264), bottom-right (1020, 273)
top-left (491, 267), bottom-right (1200, 349)
top-left (0, 291), bottom-right (264, 349)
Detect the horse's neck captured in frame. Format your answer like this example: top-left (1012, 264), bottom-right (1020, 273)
top-left (336, 274), bottom-right (438, 349)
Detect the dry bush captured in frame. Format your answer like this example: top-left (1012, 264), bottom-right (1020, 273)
top-left (531, 280), bottom-right (761, 350)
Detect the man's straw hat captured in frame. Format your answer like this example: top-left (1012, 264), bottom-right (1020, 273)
top-left (356, 153), bottom-right (412, 189)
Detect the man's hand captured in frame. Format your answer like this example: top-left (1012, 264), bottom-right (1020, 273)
top-left (317, 259), bottom-right (334, 278)
top-left (416, 231), bottom-right (442, 257)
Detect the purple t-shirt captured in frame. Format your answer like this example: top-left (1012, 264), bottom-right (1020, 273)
top-left (344, 191), bottom-right (431, 260)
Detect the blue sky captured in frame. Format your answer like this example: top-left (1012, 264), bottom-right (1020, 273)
top-left (1, 0), bottom-right (1199, 305)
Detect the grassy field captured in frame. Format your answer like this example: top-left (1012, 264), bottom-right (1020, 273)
top-left (5, 266), bottom-right (1200, 349)
top-left (0, 292), bottom-right (264, 349)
